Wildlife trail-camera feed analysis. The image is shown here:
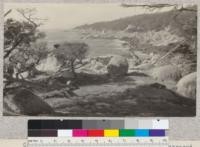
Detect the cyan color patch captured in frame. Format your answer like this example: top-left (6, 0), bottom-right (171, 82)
top-left (135, 129), bottom-right (149, 136)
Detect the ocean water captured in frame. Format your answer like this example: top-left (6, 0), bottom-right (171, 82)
top-left (45, 29), bottom-right (129, 57)
top-left (37, 29), bottom-right (130, 72)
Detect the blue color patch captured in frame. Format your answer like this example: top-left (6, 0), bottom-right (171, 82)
top-left (135, 129), bottom-right (149, 136)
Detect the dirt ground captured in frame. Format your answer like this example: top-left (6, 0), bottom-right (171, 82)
top-left (38, 72), bottom-right (196, 117)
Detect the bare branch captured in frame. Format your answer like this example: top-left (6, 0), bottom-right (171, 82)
top-left (4, 8), bottom-right (44, 59)
top-left (74, 62), bottom-right (89, 69)
top-left (152, 42), bottom-right (186, 65)
top-left (4, 37), bottom-right (23, 58)
top-left (4, 9), bottom-right (12, 17)
top-left (16, 9), bottom-right (38, 28)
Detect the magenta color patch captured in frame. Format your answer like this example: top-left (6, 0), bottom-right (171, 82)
top-left (73, 129), bottom-right (88, 137)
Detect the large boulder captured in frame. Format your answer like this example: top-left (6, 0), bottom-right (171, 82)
top-left (151, 65), bottom-right (182, 82)
top-left (176, 72), bottom-right (196, 99)
top-left (12, 89), bottom-right (54, 115)
top-left (3, 100), bottom-right (20, 116)
top-left (107, 55), bottom-right (129, 77)
top-left (94, 56), bottom-right (113, 65)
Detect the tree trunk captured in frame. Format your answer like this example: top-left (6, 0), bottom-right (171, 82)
top-left (152, 43), bottom-right (182, 65)
top-left (71, 62), bottom-right (77, 78)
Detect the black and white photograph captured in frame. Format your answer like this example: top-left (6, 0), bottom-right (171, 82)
top-left (3, 3), bottom-right (197, 116)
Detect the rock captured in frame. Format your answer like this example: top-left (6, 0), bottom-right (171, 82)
top-left (149, 83), bottom-right (166, 89)
top-left (176, 72), bottom-right (196, 99)
top-left (60, 70), bottom-right (74, 79)
top-left (151, 65), bottom-right (182, 82)
top-left (94, 62), bottom-right (104, 70)
top-left (96, 102), bottom-right (110, 108)
top-left (128, 59), bottom-right (141, 68)
top-left (94, 56), bottom-right (112, 65)
top-left (12, 89), bottom-right (54, 115)
top-left (107, 55), bottom-right (129, 77)
top-left (135, 63), bottom-right (154, 70)
top-left (36, 55), bottom-right (60, 72)
top-left (3, 100), bottom-right (20, 116)
top-left (122, 99), bottom-right (137, 105)
top-left (79, 56), bottom-right (113, 74)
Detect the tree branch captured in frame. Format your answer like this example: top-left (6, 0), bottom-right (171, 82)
top-left (4, 9), bottom-right (12, 17)
top-left (4, 9), bottom-right (42, 59)
top-left (4, 37), bottom-right (23, 58)
top-left (152, 42), bottom-right (185, 65)
top-left (16, 9), bottom-right (38, 28)
top-left (74, 62), bottom-right (89, 69)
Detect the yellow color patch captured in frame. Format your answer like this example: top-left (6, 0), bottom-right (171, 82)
top-left (104, 129), bottom-right (119, 137)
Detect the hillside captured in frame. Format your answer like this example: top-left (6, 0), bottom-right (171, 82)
top-left (75, 7), bottom-right (197, 78)
top-left (76, 8), bottom-right (196, 37)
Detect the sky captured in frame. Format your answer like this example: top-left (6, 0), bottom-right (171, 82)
top-left (4, 3), bottom-right (174, 30)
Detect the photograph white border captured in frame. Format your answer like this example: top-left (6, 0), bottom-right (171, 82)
top-left (0, 0), bottom-right (199, 139)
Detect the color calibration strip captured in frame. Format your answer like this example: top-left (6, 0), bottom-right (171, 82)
top-left (28, 119), bottom-right (169, 129)
top-left (28, 129), bottom-right (165, 137)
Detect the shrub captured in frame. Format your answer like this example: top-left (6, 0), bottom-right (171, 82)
top-left (151, 65), bottom-right (182, 82)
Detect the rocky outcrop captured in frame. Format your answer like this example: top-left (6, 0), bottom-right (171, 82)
top-left (107, 55), bottom-right (129, 77)
top-left (91, 56), bottom-right (113, 65)
top-left (12, 89), bottom-right (54, 115)
top-left (151, 65), bottom-right (182, 82)
top-left (176, 72), bottom-right (196, 99)
top-left (80, 56), bottom-right (112, 74)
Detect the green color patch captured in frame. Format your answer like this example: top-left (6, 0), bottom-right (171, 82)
top-left (119, 129), bottom-right (135, 137)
